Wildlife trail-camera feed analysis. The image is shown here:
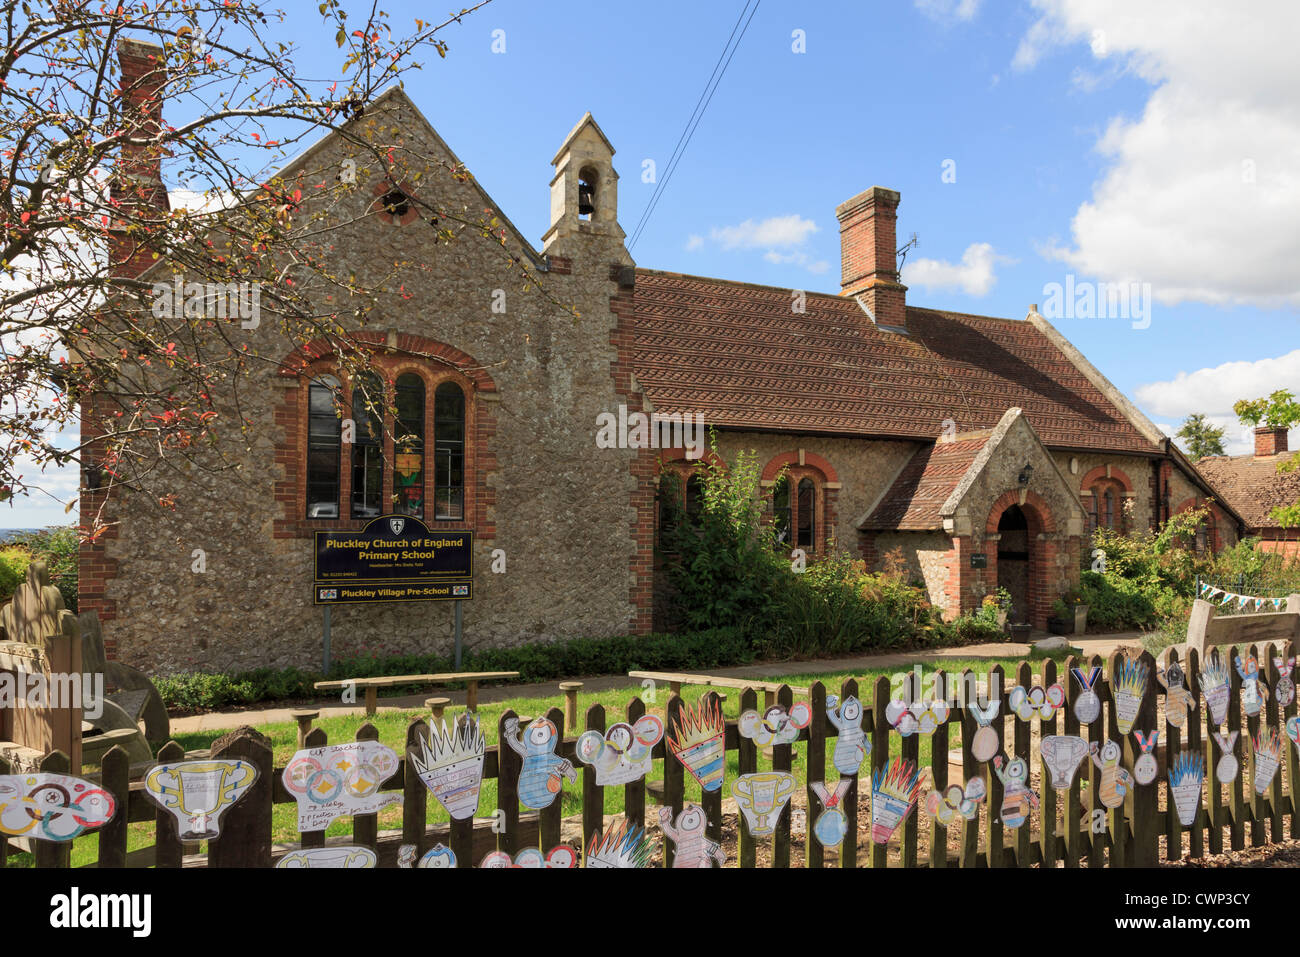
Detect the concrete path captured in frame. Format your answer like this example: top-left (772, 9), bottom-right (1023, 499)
top-left (168, 630), bottom-right (1148, 734)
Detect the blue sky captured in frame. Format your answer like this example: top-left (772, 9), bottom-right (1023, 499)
top-left (7, 0), bottom-right (1298, 527)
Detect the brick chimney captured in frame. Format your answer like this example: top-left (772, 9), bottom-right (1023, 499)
top-left (110, 38), bottom-right (170, 279)
top-left (836, 186), bottom-right (907, 331)
top-left (1255, 426), bottom-right (1289, 457)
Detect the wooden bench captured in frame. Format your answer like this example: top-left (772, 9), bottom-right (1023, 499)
top-left (313, 671), bottom-right (519, 715)
top-left (627, 671), bottom-right (809, 709)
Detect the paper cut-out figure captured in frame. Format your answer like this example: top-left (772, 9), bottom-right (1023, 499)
top-left (1089, 740), bottom-right (1134, 809)
top-left (1157, 663), bottom-right (1195, 729)
top-left (1168, 751), bottom-right (1205, 827)
top-left (992, 755), bottom-right (1038, 829)
top-left (969, 699), bottom-right (1001, 763)
top-left (884, 697), bottom-right (950, 737)
top-left (826, 694), bottom-right (870, 775)
top-left (0, 773), bottom-right (116, 841)
top-left (738, 702), bottom-right (811, 747)
top-left (397, 843), bottom-right (457, 868)
top-left (1201, 656), bottom-right (1231, 727)
top-left (667, 699), bottom-right (726, 792)
top-left (277, 846), bottom-right (376, 868)
top-left (925, 777), bottom-right (986, 828)
top-left (411, 711), bottom-right (485, 819)
top-left (480, 846), bottom-right (578, 868)
top-left (660, 803), bottom-right (726, 867)
top-left (1112, 659), bottom-right (1149, 735)
top-left (1273, 657), bottom-right (1296, 708)
top-left (1234, 654), bottom-right (1269, 718)
top-left (503, 716), bottom-right (576, 810)
top-left (1040, 735), bottom-right (1089, 790)
top-left (1132, 730), bottom-right (1159, 785)
top-left (810, 779), bottom-right (854, 845)
top-left (576, 714), bottom-right (665, 786)
top-left (1253, 729), bottom-right (1284, 795)
top-left (1071, 666), bottom-right (1102, 725)
top-left (283, 741), bottom-right (401, 831)
top-left (146, 759), bottom-right (258, 840)
top-left (1287, 717), bottom-right (1300, 761)
top-left (870, 758), bottom-right (922, 845)
top-left (1009, 683), bottom-right (1065, 722)
top-left (1212, 731), bottom-right (1239, 783)
top-left (732, 771), bottom-right (798, 838)
top-left (585, 818), bottom-right (656, 868)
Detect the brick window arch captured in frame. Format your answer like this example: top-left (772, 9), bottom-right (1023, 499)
top-left (1079, 464), bottom-right (1134, 536)
top-left (1173, 497), bottom-right (1223, 554)
top-left (656, 450), bottom-right (722, 545)
top-left (761, 451), bottom-right (839, 554)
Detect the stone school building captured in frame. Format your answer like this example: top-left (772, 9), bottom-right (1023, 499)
top-left (83, 44), bottom-right (1242, 673)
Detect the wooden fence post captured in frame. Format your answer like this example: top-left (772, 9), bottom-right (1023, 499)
top-left (701, 691), bottom-right (724, 865)
top-left (1227, 645), bottom-right (1246, 851)
top-left (403, 718), bottom-right (429, 860)
top-left (1186, 647), bottom-right (1204, 859)
top-left (1128, 651), bottom-right (1159, 866)
top-left (985, 664), bottom-right (1006, 868)
top-left (98, 744), bottom-right (130, 869)
top-left (899, 670), bottom-right (920, 869)
top-left (1164, 649), bottom-right (1184, 861)
top-left (869, 674), bottom-right (890, 869)
top-left (1265, 650), bottom-right (1284, 844)
top-left (625, 696), bottom-right (647, 833)
top-left (497, 710), bottom-right (520, 857)
top-left (153, 740), bottom-right (186, 868)
top-left (34, 750), bottom-right (71, 868)
top-left (838, 678), bottom-right (859, 870)
top-left (663, 694), bottom-right (685, 868)
top-left (299, 726), bottom-right (328, 850)
top-left (581, 703), bottom-right (606, 855)
top-left (958, 669), bottom-right (979, 868)
top-left (538, 706), bottom-right (566, 853)
top-left (207, 726), bottom-right (273, 868)
top-left (1086, 655), bottom-right (1106, 869)
top-left (1013, 661), bottom-right (1033, 867)
top-left (1105, 650), bottom-right (1127, 868)
top-left (1038, 658), bottom-right (1058, 868)
top-left (930, 670), bottom-right (949, 869)
top-left (350, 721), bottom-right (381, 852)
top-left (0, 753), bottom-right (7, 868)
top-left (1284, 640), bottom-right (1299, 841)
top-left (737, 688), bottom-right (757, 869)
top-left (806, 681), bottom-right (827, 869)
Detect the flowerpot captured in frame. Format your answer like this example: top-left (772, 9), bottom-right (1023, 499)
top-left (996, 610), bottom-right (1008, 630)
top-left (1074, 605), bottom-right (1089, 635)
top-left (1008, 623), bottom-right (1033, 643)
top-left (1046, 616), bottom-right (1070, 636)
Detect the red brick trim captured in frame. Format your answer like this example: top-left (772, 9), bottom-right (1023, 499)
top-left (759, 450), bottom-right (840, 484)
top-left (985, 489), bottom-right (1058, 533)
top-left (370, 177), bottom-right (422, 227)
top-left (1080, 464), bottom-right (1134, 493)
top-left (658, 448), bottom-right (725, 470)
top-left (611, 283), bottom-right (654, 635)
top-left (277, 333), bottom-right (498, 393)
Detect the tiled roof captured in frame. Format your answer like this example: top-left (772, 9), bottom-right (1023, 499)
top-left (630, 270), bottom-right (1160, 454)
top-left (1194, 451), bottom-right (1300, 528)
top-left (861, 433), bottom-right (992, 530)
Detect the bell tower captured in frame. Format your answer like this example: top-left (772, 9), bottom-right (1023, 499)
top-left (542, 112), bottom-right (629, 259)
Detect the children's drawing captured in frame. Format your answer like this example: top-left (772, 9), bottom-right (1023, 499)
top-left (282, 741), bottom-right (401, 831)
top-left (825, 694), bottom-right (870, 775)
top-left (576, 714), bottom-right (665, 786)
top-left (0, 773), bottom-right (116, 841)
top-left (732, 771), bottom-right (798, 838)
top-left (1168, 751), bottom-right (1205, 827)
top-left (1273, 657), bottom-right (1296, 708)
top-left (1157, 663), bottom-right (1195, 729)
top-left (397, 843), bottom-right (457, 868)
top-left (145, 759), bottom-right (258, 840)
top-left (1040, 735), bottom-right (1089, 790)
top-left (1211, 731), bottom-right (1239, 783)
top-left (503, 716), bottom-right (577, 810)
top-left (411, 711), bottom-right (485, 820)
top-left (970, 699), bottom-right (1001, 763)
top-left (667, 698), bottom-right (727, 792)
top-left (584, 818), bottom-right (656, 868)
top-left (1071, 666), bottom-right (1103, 725)
top-left (479, 846), bottom-right (578, 868)
top-left (810, 779), bottom-right (854, 846)
top-left (1287, 717), bottom-right (1300, 761)
top-left (1089, 740), bottom-right (1134, 810)
top-left (276, 846), bottom-right (376, 868)
top-left (660, 803), bottom-right (726, 867)
top-left (1132, 731), bottom-right (1159, 785)
top-left (1008, 683), bottom-right (1065, 722)
top-left (737, 703), bottom-right (811, 747)
top-left (870, 758), bottom-right (922, 845)
top-left (992, 755), bottom-right (1039, 829)
top-left (1234, 654), bottom-right (1269, 718)
top-left (1201, 656), bottom-right (1231, 727)
top-left (1112, 659), bottom-right (1149, 735)
top-left (884, 697), bottom-right (950, 736)
top-left (1252, 728), bottom-right (1284, 795)
top-left (925, 777), bottom-right (986, 828)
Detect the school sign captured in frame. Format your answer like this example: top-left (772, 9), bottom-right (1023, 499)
top-left (312, 515), bottom-right (473, 604)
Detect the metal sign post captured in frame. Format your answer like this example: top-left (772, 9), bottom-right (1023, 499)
top-left (454, 599), bottom-right (463, 670)
top-left (322, 605), bottom-right (332, 673)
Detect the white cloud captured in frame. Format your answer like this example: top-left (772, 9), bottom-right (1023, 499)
top-left (1136, 348), bottom-right (1300, 455)
top-left (1014, 0), bottom-right (1300, 308)
top-left (686, 214), bottom-right (825, 273)
top-left (914, 0), bottom-right (981, 23)
top-left (901, 242), bottom-right (1014, 297)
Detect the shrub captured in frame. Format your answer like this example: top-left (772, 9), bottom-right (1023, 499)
top-left (154, 672), bottom-right (258, 711)
top-left (8, 526), bottom-right (78, 611)
top-left (0, 546), bottom-right (32, 603)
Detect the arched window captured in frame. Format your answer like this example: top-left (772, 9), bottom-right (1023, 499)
top-left (393, 373), bottom-right (424, 517)
top-left (1087, 481), bottom-right (1124, 533)
top-left (657, 471), bottom-right (683, 545)
top-left (797, 477), bottom-right (815, 548)
top-left (306, 375), bottom-right (341, 518)
top-left (685, 474), bottom-right (704, 525)
top-left (351, 372), bottom-right (384, 518)
top-left (434, 381), bottom-right (465, 520)
top-left (772, 476), bottom-right (791, 546)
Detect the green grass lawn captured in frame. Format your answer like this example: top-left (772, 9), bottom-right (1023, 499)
top-left (6, 650), bottom-right (1075, 868)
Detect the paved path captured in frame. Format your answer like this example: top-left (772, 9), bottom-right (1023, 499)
top-left (168, 631), bottom-right (1147, 734)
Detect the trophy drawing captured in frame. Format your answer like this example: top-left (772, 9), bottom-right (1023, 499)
top-left (144, 759), bottom-right (259, 841)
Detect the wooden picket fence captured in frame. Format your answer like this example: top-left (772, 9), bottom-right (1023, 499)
top-left (3, 641), bottom-right (1297, 868)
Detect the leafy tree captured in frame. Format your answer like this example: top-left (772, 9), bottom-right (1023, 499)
top-left (1175, 413), bottom-right (1226, 460)
top-left (1233, 389), bottom-right (1300, 528)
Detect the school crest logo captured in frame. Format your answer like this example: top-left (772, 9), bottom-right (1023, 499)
top-left (388, 517), bottom-right (406, 535)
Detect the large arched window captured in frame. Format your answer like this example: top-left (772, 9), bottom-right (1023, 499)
top-left (306, 375), bottom-right (341, 518)
top-left (393, 373), bottom-right (425, 517)
top-left (434, 381), bottom-right (465, 520)
top-left (351, 372), bottom-right (385, 518)
top-left (772, 476), bottom-right (791, 546)
top-left (1086, 480), bottom-right (1125, 534)
top-left (797, 477), bottom-right (816, 549)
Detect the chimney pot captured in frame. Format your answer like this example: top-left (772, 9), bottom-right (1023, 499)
top-left (836, 186), bottom-right (907, 331)
top-left (110, 38), bottom-right (170, 279)
top-left (1255, 426), bottom-right (1289, 457)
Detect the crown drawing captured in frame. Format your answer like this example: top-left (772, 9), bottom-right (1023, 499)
top-left (410, 713), bottom-right (486, 820)
top-left (668, 698), bottom-right (727, 792)
top-left (584, 818), bottom-right (656, 869)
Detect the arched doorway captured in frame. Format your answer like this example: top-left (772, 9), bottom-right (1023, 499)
top-left (997, 505), bottom-right (1031, 624)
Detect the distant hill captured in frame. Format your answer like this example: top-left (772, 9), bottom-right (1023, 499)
top-left (0, 529), bottom-right (42, 543)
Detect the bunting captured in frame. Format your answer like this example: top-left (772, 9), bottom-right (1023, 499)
top-left (1198, 582), bottom-right (1287, 611)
